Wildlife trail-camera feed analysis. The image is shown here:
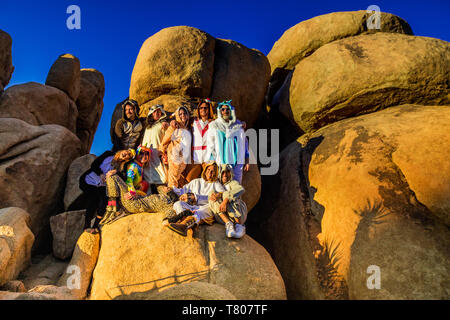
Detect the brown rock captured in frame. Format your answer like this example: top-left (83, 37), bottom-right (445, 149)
top-left (89, 212), bottom-right (286, 300)
top-left (0, 30), bottom-right (14, 93)
top-left (268, 10), bottom-right (412, 78)
top-left (76, 69), bottom-right (105, 154)
top-left (115, 281), bottom-right (237, 300)
top-left (57, 231), bottom-right (100, 300)
top-left (0, 119), bottom-right (82, 249)
top-left (0, 82), bottom-right (79, 133)
top-left (1, 280), bottom-right (26, 293)
top-left (63, 154), bottom-right (97, 211)
top-left (278, 33), bottom-right (450, 133)
top-left (139, 94), bottom-right (194, 118)
top-left (20, 254), bottom-right (68, 290)
top-left (0, 207), bottom-right (34, 287)
top-left (262, 105), bottom-right (450, 299)
top-left (241, 164), bottom-right (261, 212)
top-left (45, 53), bottom-right (80, 101)
top-left (50, 210), bottom-right (86, 260)
top-left (210, 39), bottom-right (271, 128)
top-left (129, 26), bottom-right (215, 106)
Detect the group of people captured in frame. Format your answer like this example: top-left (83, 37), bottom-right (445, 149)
top-left (75, 98), bottom-right (250, 239)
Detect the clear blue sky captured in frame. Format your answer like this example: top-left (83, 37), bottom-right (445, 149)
top-left (1, 0), bottom-right (449, 156)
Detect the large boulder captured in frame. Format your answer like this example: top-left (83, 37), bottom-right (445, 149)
top-left (277, 33), bottom-right (450, 133)
top-left (267, 10), bottom-right (413, 102)
top-left (58, 231), bottom-right (100, 300)
top-left (49, 210), bottom-right (86, 260)
top-left (76, 69), bottom-right (105, 154)
top-left (210, 39), bottom-right (270, 128)
top-left (261, 105), bottom-right (450, 299)
top-left (0, 119), bottom-right (82, 249)
top-left (241, 164), bottom-right (261, 212)
top-left (63, 154), bottom-right (97, 211)
top-left (129, 26), bottom-right (215, 106)
top-left (129, 26), bottom-right (271, 127)
top-left (89, 212), bottom-right (286, 300)
top-left (0, 30), bottom-right (14, 93)
top-left (0, 208), bottom-right (35, 287)
top-left (45, 53), bottom-right (80, 101)
top-left (0, 82), bottom-right (79, 133)
top-left (116, 281), bottom-right (237, 300)
top-left (139, 94), bottom-right (194, 118)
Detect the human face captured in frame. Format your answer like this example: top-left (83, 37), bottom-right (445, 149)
top-left (199, 103), bottom-right (210, 119)
top-left (221, 170), bottom-right (231, 184)
top-left (220, 106), bottom-right (230, 120)
top-left (151, 109), bottom-right (162, 121)
top-left (119, 150), bottom-right (133, 162)
top-left (138, 151), bottom-right (150, 166)
top-left (178, 108), bottom-right (188, 123)
top-left (204, 165), bottom-right (216, 181)
top-left (125, 105), bottom-right (135, 120)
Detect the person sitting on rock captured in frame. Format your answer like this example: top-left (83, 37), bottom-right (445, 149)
top-left (209, 164), bottom-right (248, 238)
top-left (77, 148), bottom-right (135, 233)
top-left (160, 161), bottom-right (226, 237)
top-left (125, 145), bottom-right (151, 198)
top-left (112, 99), bottom-right (144, 151)
top-left (206, 100), bottom-right (250, 184)
top-left (100, 169), bottom-right (177, 226)
top-left (158, 105), bottom-right (192, 188)
top-left (141, 104), bottom-right (170, 192)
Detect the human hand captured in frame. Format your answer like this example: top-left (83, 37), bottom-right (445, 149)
top-left (219, 199), bottom-right (228, 213)
top-left (170, 120), bottom-right (178, 128)
top-left (162, 122), bottom-right (169, 130)
top-left (244, 163), bottom-right (250, 172)
top-left (124, 192), bottom-right (137, 200)
top-left (106, 170), bottom-right (117, 178)
top-left (180, 194), bottom-right (188, 202)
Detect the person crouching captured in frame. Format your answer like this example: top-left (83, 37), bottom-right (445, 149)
top-left (209, 164), bottom-right (248, 238)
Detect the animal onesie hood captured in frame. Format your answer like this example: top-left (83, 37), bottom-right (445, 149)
top-left (172, 162), bottom-right (225, 224)
top-left (192, 99), bottom-right (216, 164)
top-left (159, 106), bottom-right (192, 188)
top-left (125, 145), bottom-right (151, 196)
top-left (210, 164), bottom-right (248, 224)
top-left (142, 104), bottom-right (169, 185)
top-left (113, 99), bottom-right (144, 151)
top-left (206, 100), bottom-right (249, 183)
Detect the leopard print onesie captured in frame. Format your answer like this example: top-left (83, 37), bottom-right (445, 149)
top-left (106, 174), bottom-right (176, 219)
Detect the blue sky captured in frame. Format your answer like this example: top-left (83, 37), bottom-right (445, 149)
top-left (1, 0), bottom-right (449, 156)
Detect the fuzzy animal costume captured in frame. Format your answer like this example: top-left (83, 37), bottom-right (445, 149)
top-left (141, 104), bottom-right (169, 185)
top-left (159, 106), bottom-right (192, 188)
top-left (171, 162), bottom-right (225, 224)
top-left (206, 100), bottom-right (249, 183)
top-left (209, 164), bottom-right (248, 224)
top-left (113, 99), bottom-right (144, 151)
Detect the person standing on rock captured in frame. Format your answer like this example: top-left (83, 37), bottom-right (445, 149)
top-left (206, 100), bottom-right (250, 184)
top-left (77, 149), bottom-right (135, 233)
top-left (209, 164), bottom-right (247, 238)
top-left (112, 99), bottom-right (144, 151)
top-left (141, 104), bottom-right (170, 192)
top-left (160, 161), bottom-right (226, 237)
top-left (183, 98), bottom-right (216, 183)
top-left (158, 106), bottom-right (192, 188)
